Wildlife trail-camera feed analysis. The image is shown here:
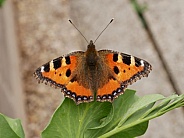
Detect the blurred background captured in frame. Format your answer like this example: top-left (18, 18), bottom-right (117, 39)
top-left (0, 0), bottom-right (184, 137)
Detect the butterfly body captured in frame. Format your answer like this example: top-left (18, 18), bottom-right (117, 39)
top-left (34, 40), bottom-right (152, 104)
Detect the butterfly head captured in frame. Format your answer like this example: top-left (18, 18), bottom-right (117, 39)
top-left (87, 40), bottom-right (95, 49)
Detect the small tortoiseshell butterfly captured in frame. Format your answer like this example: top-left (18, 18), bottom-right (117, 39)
top-left (34, 19), bottom-right (152, 104)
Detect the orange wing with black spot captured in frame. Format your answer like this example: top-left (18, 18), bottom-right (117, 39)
top-left (96, 50), bottom-right (152, 102)
top-left (34, 49), bottom-right (152, 105)
top-left (34, 52), bottom-right (93, 104)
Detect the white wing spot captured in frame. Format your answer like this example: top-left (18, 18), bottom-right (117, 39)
top-left (140, 60), bottom-right (144, 66)
top-left (41, 66), bottom-right (44, 72)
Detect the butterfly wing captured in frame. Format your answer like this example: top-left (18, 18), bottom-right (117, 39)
top-left (34, 51), bottom-right (93, 104)
top-left (97, 50), bottom-right (152, 102)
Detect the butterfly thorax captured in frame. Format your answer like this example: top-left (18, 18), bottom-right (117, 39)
top-left (82, 40), bottom-right (105, 92)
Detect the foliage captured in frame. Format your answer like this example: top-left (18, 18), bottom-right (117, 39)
top-left (0, 113), bottom-right (24, 138)
top-left (42, 90), bottom-right (184, 138)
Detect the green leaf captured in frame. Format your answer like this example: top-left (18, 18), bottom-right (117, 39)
top-left (118, 93), bottom-right (165, 126)
top-left (99, 92), bottom-right (184, 138)
top-left (42, 89), bottom-right (184, 138)
top-left (0, 113), bottom-right (25, 138)
top-left (109, 121), bottom-right (149, 138)
top-left (42, 98), bottom-right (112, 138)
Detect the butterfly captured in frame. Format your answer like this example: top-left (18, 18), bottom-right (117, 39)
top-left (34, 19), bottom-right (152, 104)
top-left (34, 39), bottom-right (152, 104)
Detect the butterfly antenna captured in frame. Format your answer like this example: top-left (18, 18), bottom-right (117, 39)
top-left (94, 18), bottom-right (114, 43)
top-left (68, 19), bottom-right (89, 44)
